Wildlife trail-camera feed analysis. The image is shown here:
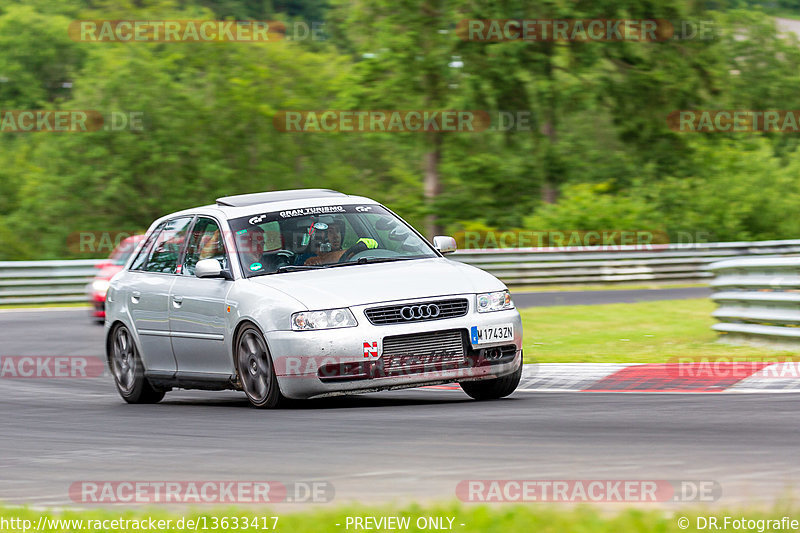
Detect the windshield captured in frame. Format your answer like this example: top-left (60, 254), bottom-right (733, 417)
top-left (228, 204), bottom-right (438, 277)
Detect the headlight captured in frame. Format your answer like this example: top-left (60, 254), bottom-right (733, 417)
top-left (292, 308), bottom-right (357, 330)
top-left (476, 290), bottom-right (514, 313)
top-left (92, 280), bottom-right (110, 294)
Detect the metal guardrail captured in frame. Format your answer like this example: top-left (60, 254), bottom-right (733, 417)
top-left (0, 259), bottom-right (103, 305)
top-left (3, 239), bottom-right (800, 305)
top-left (452, 239), bottom-right (800, 286)
top-left (709, 256), bottom-right (800, 345)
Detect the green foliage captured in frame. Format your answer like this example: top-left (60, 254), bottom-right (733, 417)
top-left (523, 182), bottom-right (661, 232)
top-left (521, 138), bottom-right (800, 243)
top-left (0, 224), bottom-right (33, 260)
top-left (0, 5), bottom-right (85, 108)
top-left (1, 0), bottom-right (800, 259)
top-left (648, 139), bottom-right (800, 241)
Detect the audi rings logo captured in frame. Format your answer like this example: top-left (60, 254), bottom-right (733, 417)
top-left (400, 304), bottom-right (441, 320)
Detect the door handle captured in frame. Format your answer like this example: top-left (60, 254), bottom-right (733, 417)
top-left (131, 291), bottom-right (141, 304)
top-left (172, 295), bottom-right (183, 308)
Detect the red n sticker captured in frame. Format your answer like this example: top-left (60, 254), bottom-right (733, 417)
top-left (363, 342), bottom-right (378, 358)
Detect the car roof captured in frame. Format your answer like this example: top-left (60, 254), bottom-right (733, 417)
top-left (216, 189), bottom-right (347, 207)
top-left (152, 189), bottom-right (381, 224)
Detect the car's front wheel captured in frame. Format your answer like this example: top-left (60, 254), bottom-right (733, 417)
top-left (236, 325), bottom-right (285, 408)
top-left (459, 363), bottom-right (522, 400)
top-left (109, 324), bottom-right (165, 404)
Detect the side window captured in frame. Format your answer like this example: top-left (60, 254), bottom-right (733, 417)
top-left (340, 218), bottom-right (359, 250)
top-left (130, 223), bottom-right (165, 271)
top-left (364, 213), bottom-right (422, 254)
top-left (143, 217), bottom-right (193, 274)
top-left (183, 217), bottom-right (228, 276)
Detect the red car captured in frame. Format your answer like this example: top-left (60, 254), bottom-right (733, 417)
top-left (87, 235), bottom-right (145, 322)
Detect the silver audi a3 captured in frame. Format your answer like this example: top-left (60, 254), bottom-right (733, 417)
top-left (105, 189), bottom-right (522, 408)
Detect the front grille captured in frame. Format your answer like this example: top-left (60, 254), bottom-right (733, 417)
top-left (365, 298), bottom-right (469, 325)
top-left (381, 330), bottom-right (466, 374)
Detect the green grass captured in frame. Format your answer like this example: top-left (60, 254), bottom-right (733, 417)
top-left (510, 282), bottom-right (707, 293)
top-left (2, 503), bottom-right (798, 532)
top-left (0, 284), bottom-right (704, 311)
top-left (520, 298), bottom-right (797, 364)
top-left (0, 302), bottom-right (89, 310)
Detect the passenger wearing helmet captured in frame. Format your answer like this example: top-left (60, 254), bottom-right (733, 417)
top-left (236, 226), bottom-right (266, 270)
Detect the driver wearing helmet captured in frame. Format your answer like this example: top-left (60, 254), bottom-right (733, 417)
top-left (304, 219), bottom-right (346, 266)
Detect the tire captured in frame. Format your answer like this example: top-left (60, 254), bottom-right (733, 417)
top-left (235, 325), bottom-right (286, 408)
top-left (108, 324), bottom-right (165, 404)
top-left (460, 363), bottom-right (522, 401)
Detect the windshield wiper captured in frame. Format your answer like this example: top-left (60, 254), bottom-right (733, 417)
top-left (274, 264), bottom-right (324, 273)
top-left (334, 256), bottom-right (419, 267)
top-left (272, 257), bottom-right (422, 273)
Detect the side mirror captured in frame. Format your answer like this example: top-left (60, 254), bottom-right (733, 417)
top-left (433, 236), bottom-right (457, 255)
top-left (195, 259), bottom-right (232, 280)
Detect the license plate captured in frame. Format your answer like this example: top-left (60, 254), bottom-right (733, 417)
top-left (470, 324), bottom-right (514, 345)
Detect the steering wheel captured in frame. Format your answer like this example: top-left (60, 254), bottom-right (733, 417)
top-left (338, 241), bottom-right (371, 263)
top-left (269, 250), bottom-right (296, 269)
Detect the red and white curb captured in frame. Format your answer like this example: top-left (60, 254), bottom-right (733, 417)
top-left (427, 363), bottom-right (800, 393)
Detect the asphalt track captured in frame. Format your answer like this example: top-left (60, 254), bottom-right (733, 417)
top-left (0, 302), bottom-right (797, 510)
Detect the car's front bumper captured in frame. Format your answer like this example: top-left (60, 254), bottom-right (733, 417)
top-left (87, 289), bottom-right (106, 318)
top-left (266, 299), bottom-right (522, 399)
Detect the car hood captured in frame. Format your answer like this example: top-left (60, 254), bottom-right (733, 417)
top-left (248, 257), bottom-right (504, 309)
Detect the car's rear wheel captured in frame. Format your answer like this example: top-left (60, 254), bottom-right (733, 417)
top-left (236, 325), bottom-right (285, 408)
top-left (459, 363), bottom-right (522, 400)
top-left (109, 324), bottom-right (165, 404)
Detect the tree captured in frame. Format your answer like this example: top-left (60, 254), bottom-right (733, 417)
top-left (329, 0), bottom-right (467, 236)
